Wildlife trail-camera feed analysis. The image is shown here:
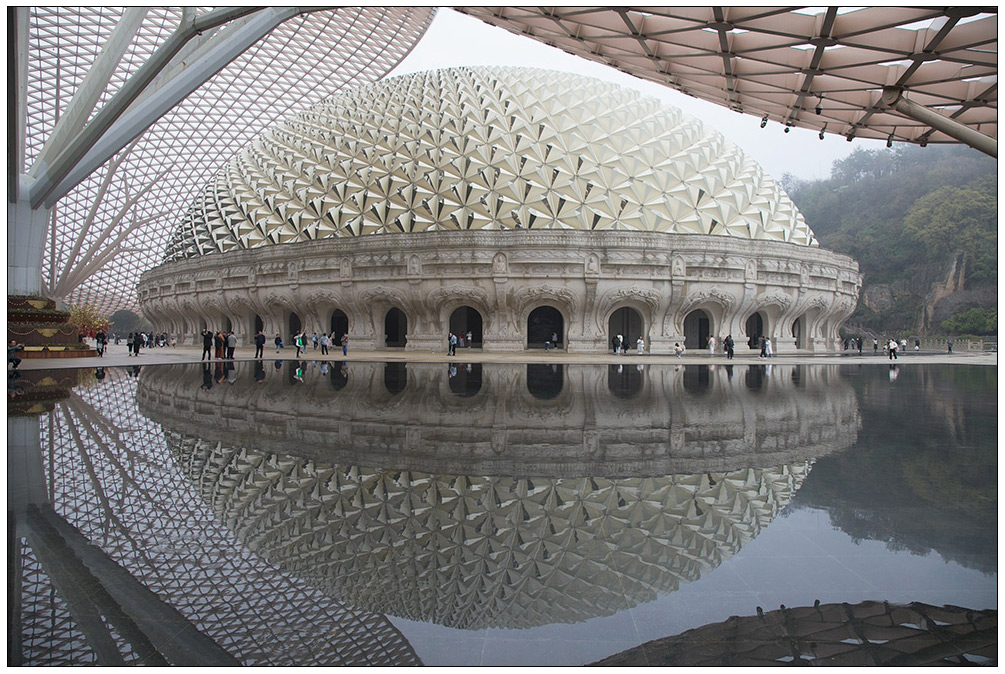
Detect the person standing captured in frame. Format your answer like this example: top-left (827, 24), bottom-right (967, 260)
top-left (873, 338), bottom-right (878, 354)
top-left (616, 334), bottom-right (624, 355)
top-left (915, 338), bottom-right (920, 352)
top-left (95, 329), bottom-right (106, 357)
top-left (254, 330), bottom-right (266, 358)
top-left (673, 342), bottom-right (684, 358)
top-left (312, 332), bottom-right (319, 351)
top-left (765, 337), bottom-right (773, 358)
top-left (707, 335), bottom-right (716, 356)
top-left (636, 336), bottom-right (644, 355)
top-left (133, 332), bottom-right (142, 357)
top-left (759, 336), bottom-right (767, 359)
top-left (320, 332), bottom-right (329, 356)
top-left (857, 338), bottom-right (863, 355)
top-left (274, 333), bottom-right (282, 353)
top-left (467, 331), bottom-right (473, 347)
top-left (294, 331), bottom-right (304, 357)
top-left (126, 332), bottom-right (134, 356)
top-left (226, 331), bottom-right (237, 360)
top-left (947, 340), bottom-right (953, 354)
top-left (724, 334), bottom-right (735, 360)
top-left (449, 332), bottom-right (458, 356)
top-left (341, 332), bottom-right (349, 357)
top-left (888, 338), bottom-right (898, 359)
top-left (200, 329), bottom-right (213, 360)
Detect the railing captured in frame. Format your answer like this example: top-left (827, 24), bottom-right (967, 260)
top-left (921, 337), bottom-right (996, 352)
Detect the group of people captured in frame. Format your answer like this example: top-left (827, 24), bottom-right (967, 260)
top-left (287, 330), bottom-right (349, 358)
top-left (200, 329), bottom-right (238, 360)
top-left (447, 331), bottom-right (473, 355)
top-left (611, 334), bottom-right (646, 354)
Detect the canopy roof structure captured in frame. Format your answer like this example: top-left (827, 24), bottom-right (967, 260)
top-left (12, 7), bottom-right (433, 314)
top-left (456, 7), bottom-right (997, 148)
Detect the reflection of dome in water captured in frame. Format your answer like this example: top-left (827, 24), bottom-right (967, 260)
top-left (169, 432), bottom-right (810, 630)
top-left (165, 66), bottom-right (816, 261)
top-left (137, 362), bottom-right (860, 477)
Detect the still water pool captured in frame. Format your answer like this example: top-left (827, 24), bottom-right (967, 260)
top-left (9, 361), bottom-right (996, 665)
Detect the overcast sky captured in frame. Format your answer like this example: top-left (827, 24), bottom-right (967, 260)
top-left (389, 8), bottom-right (891, 183)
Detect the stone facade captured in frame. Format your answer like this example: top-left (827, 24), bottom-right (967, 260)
top-left (139, 229), bottom-right (861, 354)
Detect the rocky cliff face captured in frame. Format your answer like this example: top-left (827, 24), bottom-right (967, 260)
top-left (862, 253), bottom-right (997, 334)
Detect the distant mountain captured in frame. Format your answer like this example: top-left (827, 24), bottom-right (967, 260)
top-left (786, 145), bottom-right (997, 337)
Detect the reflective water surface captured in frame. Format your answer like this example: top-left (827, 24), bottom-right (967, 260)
top-left (9, 362), bottom-right (996, 665)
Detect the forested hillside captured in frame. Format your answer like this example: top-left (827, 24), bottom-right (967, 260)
top-left (786, 145), bottom-right (997, 337)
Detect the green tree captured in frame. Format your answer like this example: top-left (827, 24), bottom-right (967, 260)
top-left (109, 309), bottom-right (142, 333)
top-left (941, 307), bottom-right (997, 335)
top-left (903, 175), bottom-right (997, 284)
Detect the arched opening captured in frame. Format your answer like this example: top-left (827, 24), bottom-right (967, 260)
top-left (608, 364), bottom-right (643, 399)
top-left (527, 364), bottom-right (563, 399)
top-left (384, 308), bottom-right (407, 348)
top-left (330, 362), bottom-right (348, 390)
top-left (682, 365), bottom-right (711, 395)
top-left (384, 362), bottom-right (407, 394)
top-left (608, 307), bottom-right (643, 352)
top-left (254, 314), bottom-right (264, 333)
top-left (448, 362), bottom-right (482, 397)
top-left (683, 310), bottom-right (711, 351)
top-left (745, 312), bottom-right (765, 349)
top-left (527, 306), bottom-right (563, 349)
top-left (223, 316), bottom-right (232, 333)
top-left (449, 306), bottom-right (483, 348)
top-left (330, 310), bottom-right (348, 339)
top-left (792, 316), bottom-right (804, 349)
top-left (289, 312), bottom-right (302, 341)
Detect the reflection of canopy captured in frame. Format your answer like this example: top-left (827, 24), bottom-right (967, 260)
top-left (593, 600), bottom-right (997, 666)
top-left (457, 7), bottom-right (997, 151)
top-left (14, 369), bottom-right (420, 666)
top-left (170, 432), bottom-right (811, 630)
top-left (137, 362), bottom-right (859, 476)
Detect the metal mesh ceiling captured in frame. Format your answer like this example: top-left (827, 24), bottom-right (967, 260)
top-left (455, 7), bottom-right (997, 143)
top-left (23, 7), bottom-right (434, 315)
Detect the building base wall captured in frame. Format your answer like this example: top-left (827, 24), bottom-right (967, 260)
top-left (139, 230), bottom-right (861, 355)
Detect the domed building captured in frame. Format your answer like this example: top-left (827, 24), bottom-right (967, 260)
top-left (139, 66), bottom-right (861, 353)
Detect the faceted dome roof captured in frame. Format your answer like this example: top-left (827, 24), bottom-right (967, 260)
top-left (165, 66), bottom-right (817, 261)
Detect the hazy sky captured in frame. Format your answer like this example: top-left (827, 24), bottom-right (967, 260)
top-left (389, 9), bottom-right (891, 183)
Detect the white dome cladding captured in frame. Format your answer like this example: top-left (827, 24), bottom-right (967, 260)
top-left (165, 66), bottom-right (817, 261)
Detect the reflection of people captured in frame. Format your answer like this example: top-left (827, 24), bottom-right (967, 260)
top-left (95, 367), bottom-right (106, 380)
top-left (201, 363), bottom-right (213, 389)
top-left (254, 361), bottom-right (266, 383)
